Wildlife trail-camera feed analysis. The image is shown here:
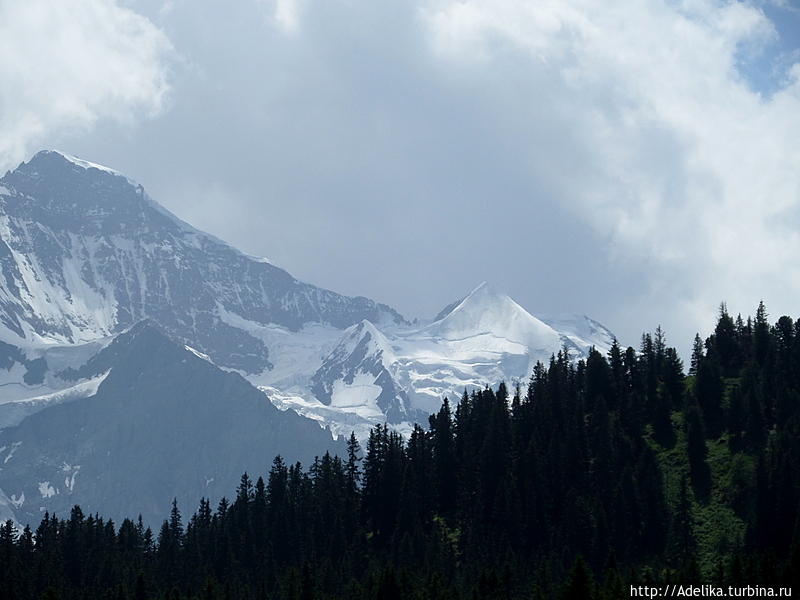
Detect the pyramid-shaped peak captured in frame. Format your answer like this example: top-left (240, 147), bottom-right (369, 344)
top-left (461, 281), bottom-right (505, 302)
top-left (431, 282), bottom-right (504, 322)
top-left (441, 281), bottom-right (518, 320)
top-left (426, 283), bottom-right (560, 348)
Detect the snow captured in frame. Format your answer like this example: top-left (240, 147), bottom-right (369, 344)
top-left (0, 363), bottom-right (32, 395)
top-left (184, 345), bottom-right (212, 362)
top-left (62, 465), bottom-right (80, 492)
top-left (0, 488), bottom-right (21, 526)
top-left (252, 283), bottom-right (617, 432)
top-left (537, 313), bottom-right (617, 356)
top-left (0, 215), bottom-right (120, 346)
top-left (38, 481), bottom-right (56, 499)
top-left (240, 252), bottom-right (273, 265)
top-left (37, 336), bottom-right (112, 374)
top-left (3, 441), bottom-right (21, 464)
top-left (0, 338), bottom-right (112, 405)
top-left (262, 385), bottom-right (413, 441)
top-left (255, 283), bottom-right (613, 432)
top-left (330, 373), bottom-right (385, 419)
top-left (38, 150), bottom-right (142, 188)
top-left (421, 282), bottom-right (561, 350)
top-left (216, 304), bottom-right (344, 389)
top-left (0, 371), bottom-right (110, 429)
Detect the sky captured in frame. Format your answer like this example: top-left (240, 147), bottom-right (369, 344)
top-left (1, 0), bottom-right (800, 358)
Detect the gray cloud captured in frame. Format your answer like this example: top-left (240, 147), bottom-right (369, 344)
top-left (15, 0), bottom-right (800, 357)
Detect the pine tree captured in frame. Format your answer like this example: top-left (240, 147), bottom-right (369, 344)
top-left (754, 301), bottom-right (771, 367)
top-left (430, 399), bottom-right (457, 520)
top-left (561, 556), bottom-right (594, 600)
top-left (5, 305), bottom-right (800, 599)
top-left (685, 402), bottom-right (710, 500)
top-left (346, 432), bottom-right (362, 492)
top-left (689, 334), bottom-right (704, 377)
top-left (667, 476), bottom-right (696, 567)
top-left (695, 349), bottom-right (724, 438)
top-left (714, 303), bottom-right (741, 377)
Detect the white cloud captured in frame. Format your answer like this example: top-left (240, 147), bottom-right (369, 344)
top-left (258, 0), bottom-right (307, 34)
top-left (418, 0), bottom-right (800, 342)
top-left (0, 0), bottom-right (173, 171)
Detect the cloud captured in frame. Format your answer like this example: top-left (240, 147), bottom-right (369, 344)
top-left (0, 0), bottom-right (173, 171)
top-left (257, 0), bottom-right (307, 34)
top-left (56, 0), bottom-right (800, 355)
top-left (415, 0), bottom-right (800, 344)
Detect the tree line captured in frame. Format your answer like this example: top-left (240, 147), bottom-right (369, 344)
top-left (2, 302), bottom-right (800, 599)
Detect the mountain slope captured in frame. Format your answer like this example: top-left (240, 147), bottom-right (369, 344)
top-left (0, 322), bottom-right (342, 526)
top-left (0, 151), bottom-right (405, 372)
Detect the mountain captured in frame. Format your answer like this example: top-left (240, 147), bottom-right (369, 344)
top-left (280, 283), bottom-right (616, 431)
top-left (0, 150), bottom-right (617, 443)
top-left (0, 322), bottom-right (342, 526)
top-left (310, 320), bottom-right (419, 424)
top-left (422, 282), bottom-right (561, 349)
top-left (0, 150), bottom-right (405, 373)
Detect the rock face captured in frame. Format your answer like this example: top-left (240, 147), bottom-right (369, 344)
top-left (0, 322), bottom-right (343, 526)
top-left (0, 150), bottom-right (404, 372)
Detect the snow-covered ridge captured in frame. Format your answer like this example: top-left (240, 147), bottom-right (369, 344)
top-left (44, 150), bottom-right (133, 182)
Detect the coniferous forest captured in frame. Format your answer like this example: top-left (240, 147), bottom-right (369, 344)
top-left (2, 303), bottom-right (800, 599)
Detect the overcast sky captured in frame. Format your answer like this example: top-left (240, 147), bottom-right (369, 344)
top-left (2, 0), bottom-right (800, 357)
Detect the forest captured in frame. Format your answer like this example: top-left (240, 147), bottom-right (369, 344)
top-left (1, 302), bottom-right (799, 599)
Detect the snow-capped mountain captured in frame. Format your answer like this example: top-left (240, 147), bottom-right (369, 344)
top-left (0, 150), bottom-right (616, 445)
top-left (0, 322), bottom-right (343, 526)
top-left (0, 150), bottom-right (404, 372)
top-left (422, 282), bottom-right (561, 349)
top-left (279, 282), bottom-right (616, 433)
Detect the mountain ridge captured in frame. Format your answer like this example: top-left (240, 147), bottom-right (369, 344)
top-left (0, 151), bottom-right (406, 373)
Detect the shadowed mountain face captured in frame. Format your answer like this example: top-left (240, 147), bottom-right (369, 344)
top-left (0, 322), bottom-right (342, 526)
top-left (0, 151), bottom-right (405, 372)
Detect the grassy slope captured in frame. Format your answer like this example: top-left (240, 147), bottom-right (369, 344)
top-left (648, 377), bottom-right (754, 577)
